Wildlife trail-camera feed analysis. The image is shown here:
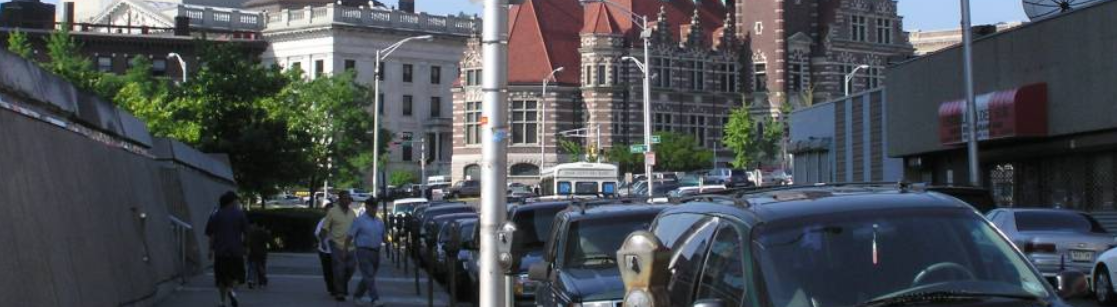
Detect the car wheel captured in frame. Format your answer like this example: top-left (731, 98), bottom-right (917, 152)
top-left (1099, 268), bottom-right (1116, 305)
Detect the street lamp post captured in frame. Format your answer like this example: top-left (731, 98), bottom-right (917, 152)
top-left (960, 0), bottom-right (981, 186)
top-left (167, 53), bottom-right (187, 82)
top-left (540, 67), bottom-right (564, 181)
top-left (843, 64), bottom-right (870, 96)
top-left (372, 35), bottom-right (434, 199)
top-left (584, 0), bottom-right (653, 197)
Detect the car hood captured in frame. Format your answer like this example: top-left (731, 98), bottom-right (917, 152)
top-left (557, 267), bottom-right (624, 302)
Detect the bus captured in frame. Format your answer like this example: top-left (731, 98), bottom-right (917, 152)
top-left (539, 162), bottom-right (620, 197)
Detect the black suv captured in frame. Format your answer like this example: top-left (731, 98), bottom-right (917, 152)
top-left (506, 201), bottom-right (572, 304)
top-left (528, 203), bottom-right (670, 307)
top-left (615, 187), bottom-right (1089, 307)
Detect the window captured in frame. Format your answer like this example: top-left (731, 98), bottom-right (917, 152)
top-left (664, 217), bottom-right (719, 305)
top-left (431, 66), bottom-right (442, 84)
top-left (867, 67), bottom-right (883, 89)
top-left (753, 63), bottom-right (767, 92)
top-left (97, 56), bottom-right (113, 72)
top-left (689, 115), bottom-right (706, 144)
top-left (402, 64), bottom-right (413, 82)
top-left (402, 144), bottom-right (413, 161)
top-left (876, 18), bottom-right (893, 44)
top-left (465, 69), bottom-right (482, 86)
top-left (596, 65), bottom-right (606, 85)
top-left (314, 59), bottom-right (324, 77)
top-left (430, 97), bottom-right (442, 118)
top-left (511, 100), bottom-right (538, 144)
top-left (464, 164), bottom-right (480, 180)
top-left (694, 224), bottom-right (747, 307)
top-left (691, 61), bottom-right (705, 91)
top-left (152, 59), bottom-right (167, 76)
top-left (788, 62), bottom-right (808, 92)
top-left (402, 95), bottom-right (413, 116)
top-left (657, 58), bottom-right (672, 88)
top-left (344, 59), bottom-right (356, 75)
top-left (426, 133), bottom-right (436, 163)
top-left (465, 101), bottom-right (482, 144)
top-left (377, 62), bottom-right (385, 80)
top-left (510, 163), bottom-right (540, 176)
top-left (655, 113), bottom-right (673, 132)
top-left (850, 15), bottom-right (867, 42)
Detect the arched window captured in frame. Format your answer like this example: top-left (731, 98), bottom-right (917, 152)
top-left (510, 163), bottom-right (540, 176)
top-left (464, 164), bottom-right (481, 181)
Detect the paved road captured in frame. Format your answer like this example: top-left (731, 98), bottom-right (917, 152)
top-left (157, 252), bottom-right (464, 307)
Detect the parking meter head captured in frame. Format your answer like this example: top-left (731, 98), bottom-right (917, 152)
top-left (1056, 270), bottom-right (1089, 298)
top-left (617, 230), bottom-right (671, 307)
top-left (496, 221), bottom-right (519, 273)
top-left (446, 221), bottom-right (463, 252)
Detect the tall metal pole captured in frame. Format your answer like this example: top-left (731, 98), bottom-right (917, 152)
top-left (420, 137), bottom-right (427, 195)
top-left (541, 78), bottom-right (547, 178)
top-left (961, 0), bottom-right (981, 186)
top-left (373, 50), bottom-right (382, 198)
top-left (479, 0), bottom-right (510, 306)
top-left (642, 37), bottom-right (654, 197)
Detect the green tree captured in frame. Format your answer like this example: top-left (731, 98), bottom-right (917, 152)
top-left (605, 145), bottom-right (645, 175)
top-left (7, 28), bottom-right (32, 58)
top-left (558, 138), bottom-right (585, 162)
top-left (114, 56), bottom-right (200, 142)
top-left (652, 132), bottom-right (713, 172)
top-left (723, 106), bottom-right (758, 168)
top-left (389, 170), bottom-right (418, 186)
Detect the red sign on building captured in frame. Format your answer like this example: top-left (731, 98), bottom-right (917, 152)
top-left (938, 83), bottom-right (1049, 145)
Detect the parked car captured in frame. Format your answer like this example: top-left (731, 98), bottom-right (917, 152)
top-left (987, 208), bottom-right (1113, 285)
top-left (704, 168), bottom-right (754, 188)
top-left (427, 182), bottom-right (452, 200)
top-left (616, 188), bottom-right (1088, 307)
top-left (447, 180), bottom-right (481, 199)
top-left (527, 203), bottom-right (669, 307)
top-left (504, 201), bottom-right (571, 304)
top-left (265, 194), bottom-right (302, 207)
top-left (345, 188), bottom-right (371, 202)
top-left (428, 212), bottom-right (479, 279)
top-left (447, 218), bottom-right (480, 303)
top-left (666, 184), bottom-right (727, 198)
top-left (390, 198), bottom-right (428, 216)
top-left (508, 185), bottom-right (537, 200)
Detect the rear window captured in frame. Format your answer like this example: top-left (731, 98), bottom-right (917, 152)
top-left (1015, 211), bottom-right (1108, 233)
top-left (512, 205), bottom-right (566, 248)
top-left (575, 182), bottom-right (598, 194)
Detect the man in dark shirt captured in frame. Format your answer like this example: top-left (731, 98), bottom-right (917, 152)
top-left (206, 191), bottom-right (249, 307)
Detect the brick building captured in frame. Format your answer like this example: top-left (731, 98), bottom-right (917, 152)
top-left (452, 0), bottom-right (740, 184)
top-left (735, 0), bottom-right (914, 115)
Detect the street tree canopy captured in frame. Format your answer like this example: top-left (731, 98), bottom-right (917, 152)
top-left (651, 132), bottom-right (713, 172)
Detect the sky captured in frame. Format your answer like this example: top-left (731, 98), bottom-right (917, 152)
top-left (30, 0), bottom-right (1028, 31)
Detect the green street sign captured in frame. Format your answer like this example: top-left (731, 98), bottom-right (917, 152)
top-left (651, 135), bottom-right (661, 144)
top-left (629, 144), bottom-right (646, 154)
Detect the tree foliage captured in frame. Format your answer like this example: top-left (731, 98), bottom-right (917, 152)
top-left (652, 132), bottom-right (713, 172)
top-left (558, 138), bottom-right (585, 163)
top-left (389, 170), bottom-right (418, 186)
top-left (605, 145), bottom-right (644, 175)
top-left (723, 106), bottom-right (785, 169)
top-left (7, 28), bottom-right (32, 58)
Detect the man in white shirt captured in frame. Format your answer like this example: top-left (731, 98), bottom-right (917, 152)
top-left (314, 202), bottom-right (335, 296)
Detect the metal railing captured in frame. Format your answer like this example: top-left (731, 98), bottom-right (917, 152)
top-left (168, 215), bottom-right (194, 285)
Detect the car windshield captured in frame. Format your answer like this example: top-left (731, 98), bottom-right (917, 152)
top-left (512, 205), bottom-right (566, 248)
top-left (562, 215), bottom-right (655, 268)
top-left (509, 186), bottom-right (532, 194)
top-left (1014, 211), bottom-right (1108, 233)
top-left (393, 203), bottom-right (419, 215)
top-left (754, 209), bottom-right (1050, 307)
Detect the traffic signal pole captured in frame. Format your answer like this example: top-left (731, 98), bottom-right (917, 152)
top-left (479, 0), bottom-right (510, 306)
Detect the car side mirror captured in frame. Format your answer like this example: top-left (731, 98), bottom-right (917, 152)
top-left (692, 299), bottom-right (725, 307)
top-left (617, 230), bottom-right (671, 307)
top-left (1056, 270), bottom-right (1089, 299)
top-left (527, 261), bottom-right (549, 281)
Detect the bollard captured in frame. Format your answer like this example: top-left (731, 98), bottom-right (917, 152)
top-left (449, 257), bottom-right (457, 307)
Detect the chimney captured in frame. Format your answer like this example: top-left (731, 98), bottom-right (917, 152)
top-left (399, 0), bottom-right (414, 13)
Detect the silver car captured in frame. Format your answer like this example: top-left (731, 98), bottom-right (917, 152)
top-left (987, 208), bottom-right (1114, 282)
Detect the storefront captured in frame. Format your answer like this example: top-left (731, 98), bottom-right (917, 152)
top-left (886, 0), bottom-right (1117, 211)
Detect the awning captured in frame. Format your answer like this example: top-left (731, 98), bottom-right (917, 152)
top-left (938, 83), bottom-right (1048, 145)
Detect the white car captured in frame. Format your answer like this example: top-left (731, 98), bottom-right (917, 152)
top-left (1092, 244), bottom-right (1117, 304)
top-left (390, 198), bottom-right (428, 216)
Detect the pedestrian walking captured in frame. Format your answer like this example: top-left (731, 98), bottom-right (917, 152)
top-left (314, 202), bottom-right (335, 296)
top-left (205, 191), bottom-right (249, 307)
top-left (320, 191), bottom-right (357, 301)
top-left (346, 197), bottom-right (386, 306)
top-left (245, 221), bottom-right (272, 289)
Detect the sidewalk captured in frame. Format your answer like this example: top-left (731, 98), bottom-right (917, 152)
top-left (157, 253), bottom-right (460, 307)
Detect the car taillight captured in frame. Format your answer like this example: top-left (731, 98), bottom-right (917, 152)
top-left (1024, 242), bottom-right (1057, 254)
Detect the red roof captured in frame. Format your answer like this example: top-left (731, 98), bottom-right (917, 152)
top-left (507, 0), bottom-right (583, 85)
top-left (505, 0), bottom-right (728, 85)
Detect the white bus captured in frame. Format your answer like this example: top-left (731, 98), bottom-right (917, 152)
top-left (539, 162), bottom-right (620, 197)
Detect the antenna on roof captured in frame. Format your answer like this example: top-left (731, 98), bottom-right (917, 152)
top-left (1022, 0), bottom-right (1105, 20)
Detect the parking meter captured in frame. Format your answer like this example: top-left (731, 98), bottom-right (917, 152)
top-left (617, 230), bottom-right (671, 307)
top-left (495, 221), bottom-right (519, 274)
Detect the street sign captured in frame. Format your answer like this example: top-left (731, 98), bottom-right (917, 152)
top-left (646, 152), bottom-right (656, 166)
top-left (629, 144), bottom-right (646, 154)
top-left (651, 135), bottom-right (661, 144)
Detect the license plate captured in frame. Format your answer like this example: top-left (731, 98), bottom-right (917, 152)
top-left (1070, 250), bottom-right (1095, 262)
